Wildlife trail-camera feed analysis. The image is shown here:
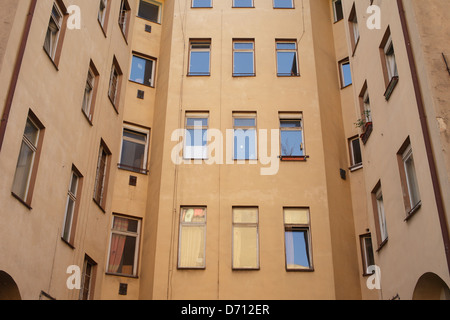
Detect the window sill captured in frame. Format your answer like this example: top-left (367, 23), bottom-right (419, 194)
top-left (43, 47), bottom-right (59, 71)
top-left (136, 15), bottom-right (161, 25)
top-left (233, 73), bottom-right (256, 77)
top-left (404, 200), bottom-right (422, 221)
top-left (360, 122), bottom-right (373, 145)
top-left (11, 192), bottom-right (32, 210)
top-left (118, 164), bottom-right (149, 175)
top-left (108, 96), bottom-right (120, 114)
top-left (280, 155), bottom-right (308, 161)
top-left (187, 73), bottom-right (211, 77)
top-left (286, 267), bottom-right (314, 272)
top-left (277, 74), bottom-right (300, 77)
top-left (93, 198), bottom-right (106, 213)
top-left (105, 272), bottom-right (138, 279)
top-left (384, 76), bottom-right (399, 101)
top-left (129, 80), bottom-right (155, 88)
top-left (349, 163), bottom-right (363, 172)
top-left (61, 237), bottom-right (75, 249)
top-left (376, 238), bottom-right (388, 252)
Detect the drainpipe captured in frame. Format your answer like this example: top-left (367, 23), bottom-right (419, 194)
top-left (396, 0), bottom-right (450, 276)
top-left (0, 0), bottom-right (37, 152)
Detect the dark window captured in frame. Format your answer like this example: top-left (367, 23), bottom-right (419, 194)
top-left (138, 0), bottom-right (161, 23)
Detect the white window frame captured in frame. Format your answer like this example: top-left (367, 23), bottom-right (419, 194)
top-left (376, 188), bottom-right (388, 243)
top-left (384, 35), bottom-right (398, 82)
top-left (178, 207), bottom-right (207, 269)
top-left (233, 112), bottom-right (257, 160)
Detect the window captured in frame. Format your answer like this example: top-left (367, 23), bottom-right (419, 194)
top-left (279, 112), bottom-right (304, 159)
top-left (107, 215), bottom-right (141, 276)
top-left (184, 112), bottom-right (209, 160)
top-left (130, 54), bottom-right (156, 87)
top-left (233, 207), bottom-right (259, 270)
top-left (11, 111), bottom-right (45, 207)
top-left (384, 35), bottom-right (398, 83)
top-left (79, 255), bottom-right (97, 300)
top-left (332, 0), bottom-right (343, 22)
top-left (233, 112), bottom-right (257, 160)
top-left (188, 40), bottom-right (211, 76)
top-left (62, 167), bottom-right (83, 245)
top-left (192, 0), bottom-right (212, 8)
top-left (233, 40), bottom-right (255, 76)
top-left (233, 0), bottom-right (253, 8)
top-left (119, 126), bottom-right (150, 174)
top-left (372, 183), bottom-right (388, 248)
top-left (276, 41), bottom-right (299, 76)
top-left (398, 139), bottom-right (421, 216)
top-left (138, 0), bottom-right (162, 23)
top-left (98, 0), bottom-right (110, 30)
top-left (119, 0), bottom-right (131, 39)
top-left (274, 0), bottom-right (294, 9)
top-left (284, 208), bottom-right (313, 271)
top-left (44, 1), bottom-right (67, 65)
top-left (178, 207), bottom-right (207, 269)
top-left (82, 61), bottom-right (99, 123)
top-left (348, 136), bottom-right (362, 169)
top-left (360, 234), bottom-right (375, 276)
top-left (380, 28), bottom-right (399, 99)
top-left (348, 4), bottom-right (360, 52)
top-left (93, 140), bottom-right (111, 210)
top-left (339, 58), bottom-right (352, 87)
top-left (108, 57), bottom-right (123, 109)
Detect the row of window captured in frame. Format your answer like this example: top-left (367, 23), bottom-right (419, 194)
top-left (107, 206), bottom-right (313, 276)
top-left (186, 39), bottom-right (300, 77)
top-left (192, 0), bottom-right (296, 9)
top-left (371, 138), bottom-right (422, 250)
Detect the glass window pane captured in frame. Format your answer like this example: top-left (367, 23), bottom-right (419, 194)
top-left (284, 208), bottom-right (309, 225)
top-left (181, 208), bottom-right (206, 223)
top-left (280, 120), bottom-right (301, 128)
top-left (274, 0), bottom-right (293, 8)
top-left (186, 118), bottom-right (208, 127)
top-left (121, 139), bottom-right (146, 169)
top-left (12, 141), bottom-right (35, 200)
top-left (108, 234), bottom-right (137, 275)
top-left (69, 173), bottom-right (78, 195)
top-left (234, 42), bottom-right (253, 50)
top-left (234, 118), bottom-right (256, 127)
top-left (234, 129), bottom-right (256, 160)
top-left (405, 154), bottom-right (420, 207)
top-left (285, 230), bottom-right (311, 269)
top-left (277, 43), bottom-right (296, 50)
top-left (62, 197), bottom-right (75, 241)
top-left (138, 0), bottom-right (160, 22)
top-left (24, 119), bottom-right (39, 146)
top-left (233, 208), bottom-right (258, 223)
top-left (281, 130), bottom-right (303, 157)
top-left (113, 217), bottom-right (139, 233)
top-left (179, 225), bottom-right (205, 268)
top-left (130, 56), bottom-right (153, 86)
top-left (234, 0), bottom-right (253, 7)
top-left (234, 52), bottom-right (254, 75)
top-left (277, 52), bottom-right (298, 76)
top-left (189, 51), bottom-right (210, 75)
top-left (233, 226), bottom-right (258, 269)
top-left (124, 130), bottom-right (147, 142)
top-left (351, 138), bottom-right (362, 165)
top-left (192, 0), bottom-right (212, 8)
top-left (363, 236), bottom-right (375, 272)
top-left (341, 62), bottom-right (352, 86)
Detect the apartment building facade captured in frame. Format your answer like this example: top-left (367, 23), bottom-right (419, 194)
top-left (0, 0), bottom-right (448, 301)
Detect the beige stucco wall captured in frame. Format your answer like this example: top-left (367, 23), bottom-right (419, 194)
top-left (136, 0), bottom-right (362, 300)
top-left (342, 0), bottom-right (450, 299)
top-left (0, 0), bottom-right (131, 300)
